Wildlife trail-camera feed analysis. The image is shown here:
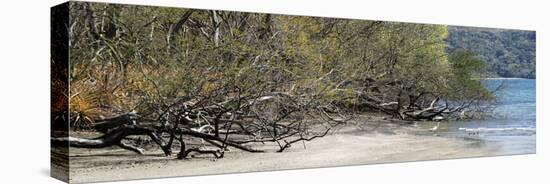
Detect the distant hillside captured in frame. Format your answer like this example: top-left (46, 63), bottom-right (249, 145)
top-left (447, 26), bottom-right (536, 78)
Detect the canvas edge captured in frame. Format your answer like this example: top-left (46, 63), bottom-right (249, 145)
top-left (51, 1), bottom-right (71, 183)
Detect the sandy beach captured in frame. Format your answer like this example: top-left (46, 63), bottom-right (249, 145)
top-left (65, 118), bottom-right (531, 183)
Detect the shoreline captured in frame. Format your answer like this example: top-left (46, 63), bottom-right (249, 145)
top-left (480, 77), bottom-right (534, 80)
top-left (66, 118), bottom-right (534, 183)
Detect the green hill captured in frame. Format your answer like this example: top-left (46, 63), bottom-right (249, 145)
top-left (447, 26), bottom-right (536, 78)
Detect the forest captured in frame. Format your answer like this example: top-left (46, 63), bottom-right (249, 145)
top-left (447, 26), bottom-right (536, 78)
top-left (52, 2), bottom-right (509, 160)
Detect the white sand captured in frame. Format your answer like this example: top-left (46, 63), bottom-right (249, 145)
top-left (68, 129), bottom-right (503, 183)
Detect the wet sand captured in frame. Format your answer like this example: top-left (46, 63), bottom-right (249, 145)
top-left (66, 119), bottom-right (532, 183)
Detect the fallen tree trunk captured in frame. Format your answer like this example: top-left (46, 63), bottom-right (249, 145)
top-left (51, 126), bottom-right (171, 155)
top-left (52, 90), bottom-right (347, 159)
top-left (52, 124), bottom-right (263, 156)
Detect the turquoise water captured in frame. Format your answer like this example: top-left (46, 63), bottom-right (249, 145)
top-left (428, 79), bottom-right (536, 154)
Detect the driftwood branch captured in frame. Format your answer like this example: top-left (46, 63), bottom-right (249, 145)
top-left (93, 111), bottom-right (140, 133)
top-left (278, 128), bottom-right (331, 152)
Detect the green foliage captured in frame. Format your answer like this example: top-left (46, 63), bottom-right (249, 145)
top-left (446, 49), bottom-right (494, 101)
top-left (449, 49), bottom-right (486, 79)
top-left (67, 2), bottom-right (503, 116)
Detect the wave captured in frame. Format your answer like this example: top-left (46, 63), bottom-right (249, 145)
top-left (458, 127), bottom-right (536, 132)
top-left (481, 77), bottom-right (531, 80)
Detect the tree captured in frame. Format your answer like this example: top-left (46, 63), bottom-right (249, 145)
top-left (53, 2), bottom-right (500, 159)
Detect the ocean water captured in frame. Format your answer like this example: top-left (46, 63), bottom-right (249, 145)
top-left (422, 79), bottom-right (536, 155)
